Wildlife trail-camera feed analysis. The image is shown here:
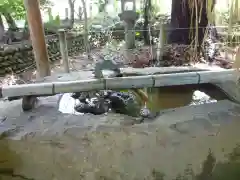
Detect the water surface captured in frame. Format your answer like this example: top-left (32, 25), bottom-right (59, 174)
top-left (58, 83), bottom-right (228, 115)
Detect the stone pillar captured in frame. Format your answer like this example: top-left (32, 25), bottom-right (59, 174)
top-left (78, 6), bottom-right (82, 20)
top-left (65, 8), bottom-right (69, 20)
top-left (90, 3), bottom-right (93, 18)
top-left (124, 20), bottom-right (135, 49)
top-left (119, 0), bottom-right (139, 49)
top-left (58, 29), bottom-right (70, 73)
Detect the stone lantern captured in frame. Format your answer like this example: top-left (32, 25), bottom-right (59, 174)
top-left (118, 0), bottom-right (139, 49)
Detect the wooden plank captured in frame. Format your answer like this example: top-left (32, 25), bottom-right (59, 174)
top-left (120, 66), bottom-right (208, 76)
top-left (54, 79), bottom-right (105, 94)
top-left (198, 69), bottom-right (235, 83)
top-left (34, 66), bottom-right (208, 84)
top-left (0, 69), bottom-right (237, 98)
top-left (105, 75), bottom-right (154, 89)
top-left (35, 71), bottom-right (93, 83)
top-left (2, 83), bottom-right (53, 97)
top-left (154, 72), bottom-right (199, 87)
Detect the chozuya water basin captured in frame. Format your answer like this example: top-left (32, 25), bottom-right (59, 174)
top-left (58, 83), bottom-right (228, 118)
top-left (58, 89), bottom-right (151, 120)
top-left (0, 83), bottom-right (240, 180)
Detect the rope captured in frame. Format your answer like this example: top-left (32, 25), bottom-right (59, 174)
top-left (71, 25), bottom-right (240, 33)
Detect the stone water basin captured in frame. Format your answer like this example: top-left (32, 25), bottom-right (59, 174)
top-left (0, 81), bottom-right (240, 179)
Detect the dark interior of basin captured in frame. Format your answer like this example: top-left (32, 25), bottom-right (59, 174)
top-left (58, 83), bottom-right (230, 116)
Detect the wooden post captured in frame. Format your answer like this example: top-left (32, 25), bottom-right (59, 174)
top-left (58, 29), bottom-right (70, 73)
top-left (23, 0), bottom-right (50, 111)
top-left (24, 0), bottom-right (51, 78)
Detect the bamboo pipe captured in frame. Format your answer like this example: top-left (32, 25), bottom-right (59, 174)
top-left (0, 69), bottom-right (235, 98)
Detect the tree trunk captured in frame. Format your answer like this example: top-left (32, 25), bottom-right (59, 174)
top-left (81, 0), bottom-right (90, 56)
top-left (24, 0), bottom-right (51, 77)
top-left (0, 14), bottom-right (5, 42)
top-left (168, 0), bottom-right (190, 44)
top-left (168, 0), bottom-right (215, 48)
top-left (2, 11), bottom-right (18, 31)
top-left (143, 0), bottom-right (151, 45)
top-left (68, 0), bottom-right (75, 28)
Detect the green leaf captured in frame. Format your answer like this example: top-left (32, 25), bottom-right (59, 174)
top-left (135, 32), bottom-right (140, 36)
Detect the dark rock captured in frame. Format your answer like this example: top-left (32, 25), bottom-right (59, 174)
top-left (108, 91), bottom-right (144, 117)
top-left (7, 96), bottom-right (22, 101)
top-left (22, 96), bottom-right (38, 112)
top-left (74, 99), bottom-right (109, 115)
top-left (71, 92), bottom-right (81, 99)
top-left (72, 91), bottom-right (142, 117)
top-left (0, 116), bottom-right (6, 123)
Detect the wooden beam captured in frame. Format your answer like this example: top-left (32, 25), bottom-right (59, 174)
top-left (32, 66), bottom-right (209, 83)
top-left (1, 69), bottom-right (236, 98)
top-left (24, 0), bottom-right (51, 78)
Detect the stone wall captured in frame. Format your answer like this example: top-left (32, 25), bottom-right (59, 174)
top-left (0, 34), bottom-right (84, 76)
